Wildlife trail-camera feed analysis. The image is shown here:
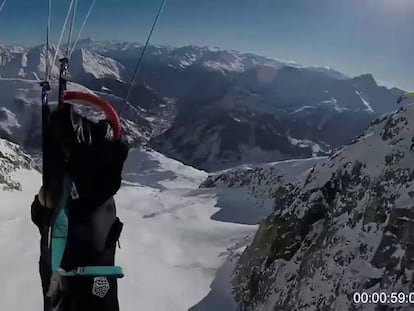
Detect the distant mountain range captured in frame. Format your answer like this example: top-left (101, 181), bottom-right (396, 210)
top-left (0, 39), bottom-right (404, 170)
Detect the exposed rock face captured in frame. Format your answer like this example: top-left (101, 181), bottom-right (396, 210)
top-left (232, 106), bottom-right (414, 311)
top-left (200, 157), bottom-right (323, 204)
top-left (0, 138), bottom-right (33, 190)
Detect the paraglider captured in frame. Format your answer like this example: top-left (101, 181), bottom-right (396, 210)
top-left (31, 0), bottom-right (167, 310)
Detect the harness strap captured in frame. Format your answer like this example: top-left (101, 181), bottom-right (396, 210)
top-left (50, 175), bottom-right (124, 280)
top-left (50, 176), bottom-right (71, 272)
top-left (58, 266), bottom-right (124, 278)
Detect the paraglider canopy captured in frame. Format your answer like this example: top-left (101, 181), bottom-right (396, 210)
top-left (397, 92), bottom-right (414, 104)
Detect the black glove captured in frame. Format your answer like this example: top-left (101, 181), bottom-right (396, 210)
top-left (68, 132), bottom-right (129, 207)
top-left (46, 106), bottom-right (129, 208)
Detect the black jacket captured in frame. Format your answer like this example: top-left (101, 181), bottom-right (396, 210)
top-left (31, 194), bottom-right (122, 311)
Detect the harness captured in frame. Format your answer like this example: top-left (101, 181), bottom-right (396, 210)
top-left (38, 0), bottom-right (168, 306)
top-left (50, 175), bottom-right (124, 279)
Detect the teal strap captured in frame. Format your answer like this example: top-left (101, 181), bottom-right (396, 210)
top-left (51, 175), bottom-right (71, 272)
top-left (50, 175), bottom-right (123, 279)
top-left (51, 206), bottom-right (68, 272)
top-left (59, 266), bottom-right (124, 278)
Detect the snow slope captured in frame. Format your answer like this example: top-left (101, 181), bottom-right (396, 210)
top-left (0, 142), bottom-right (263, 310)
top-left (0, 139), bottom-right (44, 310)
top-left (200, 157), bottom-right (325, 224)
top-left (70, 48), bottom-right (125, 80)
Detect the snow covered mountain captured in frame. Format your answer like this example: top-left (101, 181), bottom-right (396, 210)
top-left (0, 78), bottom-right (43, 147)
top-left (0, 138), bottom-right (265, 311)
top-left (2, 37), bottom-right (413, 311)
top-left (0, 40), bottom-right (404, 170)
top-left (2, 88), bottom-right (414, 310)
top-left (70, 48), bottom-right (126, 80)
top-left (232, 104), bottom-right (414, 310)
top-left (0, 78), bottom-right (158, 150)
top-left (150, 65), bottom-right (402, 171)
top-left (1, 130), bottom-right (332, 310)
top-left (200, 157), bottom-right (324, 224)
top-left (0, 138), bottom-right (34, 190)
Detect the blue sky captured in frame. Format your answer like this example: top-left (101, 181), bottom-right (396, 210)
top-left (0, 0), bottom-right (413, 90)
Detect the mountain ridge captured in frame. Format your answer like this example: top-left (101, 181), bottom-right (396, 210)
top-left (232, 103), bottom-right (414, 310)
top-left (0, 40), bottom-right (405, 171)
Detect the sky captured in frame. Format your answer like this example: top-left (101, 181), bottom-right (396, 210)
top-left (0, 0), bottom-right (413, 90)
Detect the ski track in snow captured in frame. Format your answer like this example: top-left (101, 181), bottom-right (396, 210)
top-left (0, 147), bottom-right (257, 311)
